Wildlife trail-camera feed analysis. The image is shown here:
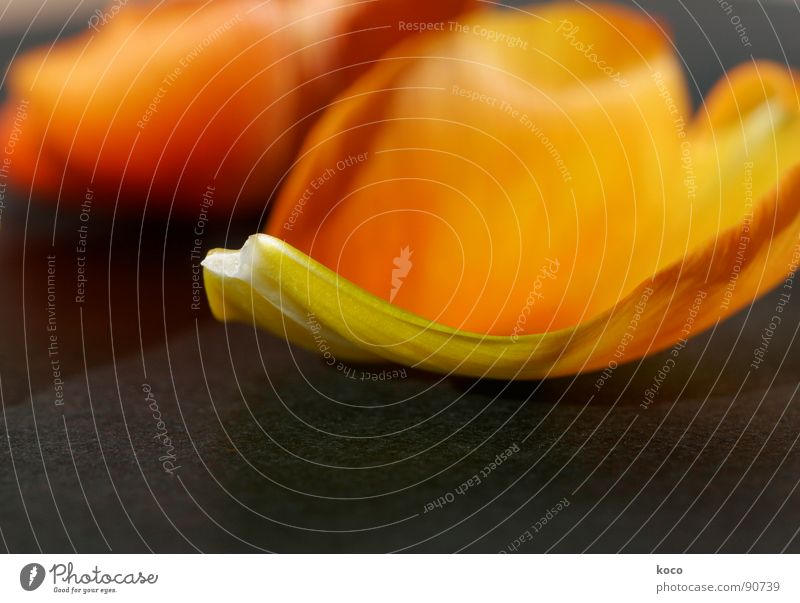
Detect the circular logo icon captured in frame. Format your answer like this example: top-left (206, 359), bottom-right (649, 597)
top-left (20, 563), bottom-right (45, 591)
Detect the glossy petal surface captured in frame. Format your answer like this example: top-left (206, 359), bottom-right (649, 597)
top-left (205, 3), bottom-right (800, 379)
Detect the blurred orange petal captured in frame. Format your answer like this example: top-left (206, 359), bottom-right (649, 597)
top-left (0, 0), bottom-right (475, 214)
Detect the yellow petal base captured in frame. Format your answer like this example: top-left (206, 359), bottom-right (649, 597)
top-left (203, 167), bottom-right (800, 381)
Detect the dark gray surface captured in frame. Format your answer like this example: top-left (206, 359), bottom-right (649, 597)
top-left (1, 0), bottom-right (800, 553)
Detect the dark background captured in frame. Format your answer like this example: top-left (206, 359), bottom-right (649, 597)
top-left (1, 0), bottom-right (799, 553)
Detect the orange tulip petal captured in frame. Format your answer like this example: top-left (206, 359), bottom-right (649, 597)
top-left (266, 3), bottom-right (694, 335)
top-left (203, 3), bottom-right (800, 379)
top-left (203, 157), bottom-right (798, 379)
top-left (0, 0), bottom-right (475, 213)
